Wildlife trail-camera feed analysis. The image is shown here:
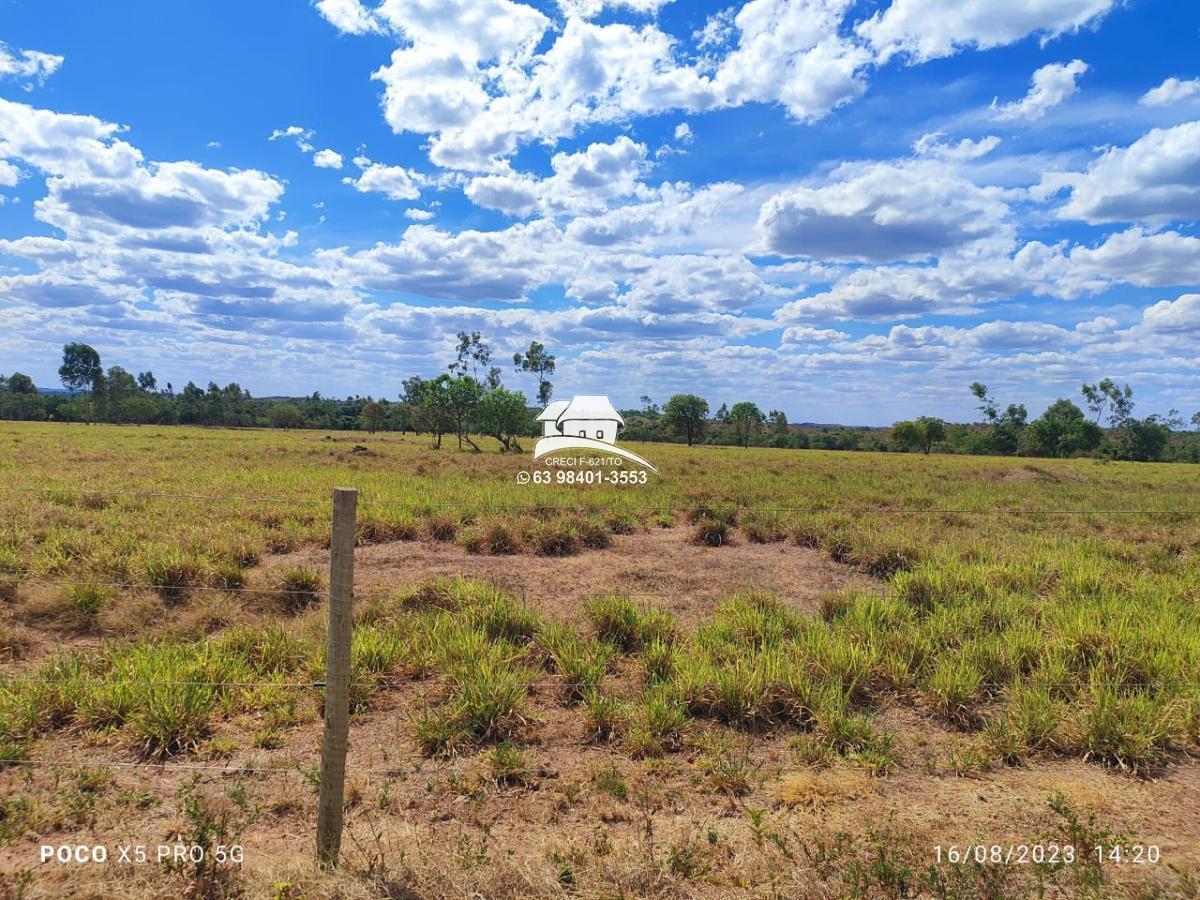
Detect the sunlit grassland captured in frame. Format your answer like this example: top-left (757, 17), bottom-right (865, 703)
top-left (1, 420), bottom-right (1199, 775)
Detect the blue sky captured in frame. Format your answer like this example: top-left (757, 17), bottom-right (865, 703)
top-left (0, 0), bottom-right (1198, 423)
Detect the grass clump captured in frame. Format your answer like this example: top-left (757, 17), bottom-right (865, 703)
top-left (541, 623), bottom-right (613, 702)
top-left (486, 741), bottom-right (531, 787)
top-left (690, 517), bottom-right (732, 547)
top-left (582, 689), bottom-right (622, 741)
top-left (622, 686), bottom-right (687, 758)
top-left (1077, 685), bottom-right (1180, 774)
top-left (141, 547), bottom-right (204, 601)
top-left (277, 566), bottom-right (323, 612)
top-left (528, 519), bottom-right (579, 556)
top-left (923, 655), bottom-right (984, 727)
top-left (65, 583), bottom-right (109, 630)
top-left (425, 514), bottom-right (458, 542)
top-left (585, 595), bottom-right (677, 652)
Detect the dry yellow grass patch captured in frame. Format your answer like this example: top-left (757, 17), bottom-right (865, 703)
top-left (776, 767), bottom-right (879, 809)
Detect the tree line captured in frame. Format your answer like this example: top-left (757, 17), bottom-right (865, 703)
top-left (1, 340), bottom-right (1197, 463)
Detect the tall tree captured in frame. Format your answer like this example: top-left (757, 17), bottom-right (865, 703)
top-left (450, 331), bottom-right (493, 383)
top-left (446, 376), bottom-right (484, 451)
top-left (970, 382), bottom-right (997, 422)
top-left (768, 410), bottom-right (789, 435)
top-left (728, 401), bottom-right (765, 447)
top-left (2, 372), bottom-right (37, 420)
top-left (361, 400), bottom-right (384, 434)
top-left (137, 371), bottom-right (157, 391)
top-left (891, 416), bottom-right (946, 455)
top-left (512, 340), bottom-right (556, 406)
top-left (59, 343), bottom-right (103, 423)
top-left (104, 366), bottom-right (139, 423)
top-left (1081, 378), bottom-right (1133, 426)
top-left (268, 403), bottom-right (302, 430)
top-left (662, 394), bottom-right (709, 446)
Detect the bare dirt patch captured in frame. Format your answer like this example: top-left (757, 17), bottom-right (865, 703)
top-left (257, 527), bottom-right (879, 626)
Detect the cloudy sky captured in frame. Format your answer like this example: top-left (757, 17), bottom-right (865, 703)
top-left (1, 0), bottom-right (1198, 423)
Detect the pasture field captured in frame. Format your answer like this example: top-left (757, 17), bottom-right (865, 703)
top-left (1, 421), bottom-right (1199, 898)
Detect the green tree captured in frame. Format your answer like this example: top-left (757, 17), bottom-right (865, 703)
top-left (361, 400), bottom-right (384, 434)
top-left (1, 372), bottom-right (38, 420)
top-left (451, 331), bottom-right (495, 384)
top-left (1024, 399), bottom-right (1103, 458)
top-left (446, 375), bottom-right (484, 450)
top-left (728, 401), bottom-right (765, 447)
top-left (479, 387), bottom-right (530, 451)
top-left (1081, 378), bottom-right (1133, 426)
top-left (890, 417), bottom-right (945, 454)
top-left (59, 342), bottom-right (103, 422)
top-left (1114, 416), bottom-right (1171, 462)
top-left (268, 403), bottom-right (302, 430)
top-left (104, 366), bottom-right (139, 423)
top-left (970, 382), bottom-right (997, 422)
top-left (662, 394), bottom-right (709, 446)
top-left (512, 340), bottom-right (556, 406)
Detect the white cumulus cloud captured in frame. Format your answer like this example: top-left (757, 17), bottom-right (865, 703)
top-left (758, 159), bottom-right (1010, 262)
top-left (342, 156), bottom-right (421, 200)
top-left (993, 60), bottom-right (1088, 121)
top-left (858, 0), bottom-right (1116, 64)
top-left (1041, 120), bottom-right (1200, 223)
top-left (313, 148), bottom-right (344, 169)
top-left (1140, 77), bottom-right (1200, 107)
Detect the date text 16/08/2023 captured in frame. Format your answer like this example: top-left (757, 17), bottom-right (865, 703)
top-left (934, 845), bottom-right (1161, 866)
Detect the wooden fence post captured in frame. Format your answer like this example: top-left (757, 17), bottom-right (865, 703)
top-left (317, 486), bottom-right (356, 868)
